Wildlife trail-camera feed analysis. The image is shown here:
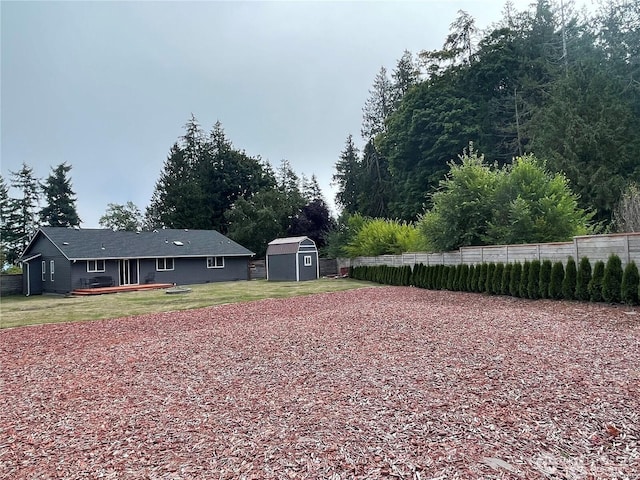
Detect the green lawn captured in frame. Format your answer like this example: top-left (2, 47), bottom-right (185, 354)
top-left (0, 278), bottom-right (377, 329)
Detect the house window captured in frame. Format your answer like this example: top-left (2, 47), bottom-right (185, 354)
top-left (50, 260), bottom-right (55, 282)
top-left (156, 258), bottom-right (174, 271)
top-left (304, 255), bottom-right (312, 267)
top-left (87, 259), bottom-right (105, 272)
top-left (42, 261), bottom-right (46, 281)
top-left (207, 256), bottom-right (224, 269)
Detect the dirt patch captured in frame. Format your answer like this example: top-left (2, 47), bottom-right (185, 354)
top-left (1, 287), bottom-right (639, 479)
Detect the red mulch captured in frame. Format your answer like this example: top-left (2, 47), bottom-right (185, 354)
top-left (1, 287), bottom-right (639, 479)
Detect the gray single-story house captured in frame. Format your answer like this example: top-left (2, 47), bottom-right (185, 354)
top-left (19, 227), bottom-right (254, 295)
top-left (266, 236), bottom-right (319, 282)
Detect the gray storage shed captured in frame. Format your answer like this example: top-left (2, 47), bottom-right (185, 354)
top-left (266, 236), bottom-right (319, 281)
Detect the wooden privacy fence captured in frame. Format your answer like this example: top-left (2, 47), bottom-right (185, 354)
top-left (339, 232), bottom-right (640, 269)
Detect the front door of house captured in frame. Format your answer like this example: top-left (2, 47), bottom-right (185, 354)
top-left (119, 259), bottom-right (139, 286)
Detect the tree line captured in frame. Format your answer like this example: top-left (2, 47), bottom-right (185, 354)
top-left (3, 0), bottom-right (639, 267)
top-left (333, 0), bottom-right (640, 249)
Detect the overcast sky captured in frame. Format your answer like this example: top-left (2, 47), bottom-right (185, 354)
top-left (1, 0), bottom-right (594, 228)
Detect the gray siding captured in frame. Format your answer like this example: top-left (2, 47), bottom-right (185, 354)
top-left (268, 253), bottom-right (297, 281)
top-left (297, 252), bottom-right (318, 281)
top-left (69, 256), bottom-right (249, 287)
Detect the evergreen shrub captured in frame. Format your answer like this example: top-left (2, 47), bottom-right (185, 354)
top-left (539, 260), bottom-right (552, 299)
top-left (501, 263), bottom-right (512, 295)
top-left (549, 261), bottom-right (564, 299)
top-left (589, 261), bottom-right (605, 302)
top-left (493, 263), bottom-right (504, 295)
top-left (510, 262), bottom-right (522, 297)
top-left (602, 254), bottom-right (623, 303)
top-left (528, 260), bottom-right (541, 299)
top-left (621, 261), bottom-right (640, 305)
top-left (576, 257), bottom-right (592, 301)
top-left (562, 257), bottom-right (577, 300)
top-left (520, 261), bottom-right (530, 298)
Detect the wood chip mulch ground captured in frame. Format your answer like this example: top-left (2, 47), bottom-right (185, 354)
top-left (1, 287), bottom-right (639, 479)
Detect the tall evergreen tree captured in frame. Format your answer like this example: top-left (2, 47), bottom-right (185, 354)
top-left (361, 66), bottom-right (395, 141)
top-left (359, 139), bottom-right (393, 218)
top-left (10, 163), bottom-right (40, 258)
top-left (333, 134), bottom-right (362, 214)
top-left (0, 175), bottom-right (20, 266)
top-left (39, 163), bottom-right (81, 227)
top-left (391, 50), bottom-right (420, 106)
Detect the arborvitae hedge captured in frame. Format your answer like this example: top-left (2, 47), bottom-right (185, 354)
top-left (510, 262), bottom-right (522, 297)
top-left (478, 263), bottom-right (487, 293)
top-left (460, 264), bottom-right (470, 291)
top-left (549, 261), bottom-right (565, 299)
top-left (482, 262), bottom-right (496, 294)
top-left (471, 264), bottom-right (480, 292)
top-left (520, 261), bottom-right (530, 298)
top-left (445, 265), bottom-right (455, 290)
top-left (576, 257), bottom-right (592, 301)
top-left (528, 260), bottom-right (541, 300)
top-left (621, 261), bottom-right (640, 305)
top-left (602, 254), bottom-right (623, 303)
top-left (562, 257), bottom-right (577, 300)
top-left (467, 264), bottom-right (475, 291)
top-left (493, 263), bottom-right (504, 295)
top-left (453, 264), bottom-right (463, 291)
top-left (539, 260), bottom-right (552, 299)
top-left (589, 261), bottom-right (605, 302)
top-left (501, 263), bottom-right (512, 295)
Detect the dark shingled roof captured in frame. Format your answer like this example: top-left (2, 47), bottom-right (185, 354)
top-left (23, 227), bottom-right (254, 260)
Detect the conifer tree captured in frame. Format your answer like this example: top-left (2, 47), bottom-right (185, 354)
top-left (520, 261), bottom-right (531, 298)
top-left (510, 262), bottom-right (522, 297)
top-left (528, 260), bottom-right (541, 299)
top-left (539, 259), bottom-right (553, 299)
top-left (9, 163), bottom-right (40, 259)
top-left (562, 257), bottom-right (577, 300)
top-left (39, 163), bottom-right (81, 228)
top-left (493, 263), bottom-right (504, 295)
top-left (602, 254), bottom-right (623, 303)
top-left (549, 261), bottom-right (565, 300)
top-left (621, 261), bottom-right (640, 305)
top-left (501, 263), bottom-right (512, 295)
top-left (576, 257), bottom-right (592, 301)
top-left (589, 260), bottom-right (605, 302)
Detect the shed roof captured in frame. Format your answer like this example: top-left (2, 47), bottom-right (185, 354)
top-left (266, 236), bottom-right (317, 256)
top-left (21, 227), bottom-right (254, 261)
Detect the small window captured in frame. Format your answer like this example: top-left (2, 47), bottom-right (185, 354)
top-left (42, 261), bottom-right (46, 282)
top-left (50, 260), bottom-right (55, 282)
top-left (207, 256), bottom-right (224, 269)
top-left (156, 258), bottom-right (174, 271)
top-left (304, 255), bottom-right (312, 267)
top-left (87, 259), bottom-right (105, 273)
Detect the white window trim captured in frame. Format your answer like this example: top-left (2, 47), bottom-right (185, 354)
top-left (304, 255), bottom-right (312, 267)
top-left (207, 256), bottom-right (224, 269)
top-left (42, 261), bottom-right (46, 281)
top-left (50, 260), bottom-right (55, 282)
top-left (87, 259), bottom-right (106, 273)
top-left (156, 258), bottom-right (174, 271)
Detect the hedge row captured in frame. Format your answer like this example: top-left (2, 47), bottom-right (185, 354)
top-left (350, 255), bottom-right (640, 305)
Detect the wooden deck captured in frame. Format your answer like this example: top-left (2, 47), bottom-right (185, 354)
top-left (72, 283), bottom-right (174, 296)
